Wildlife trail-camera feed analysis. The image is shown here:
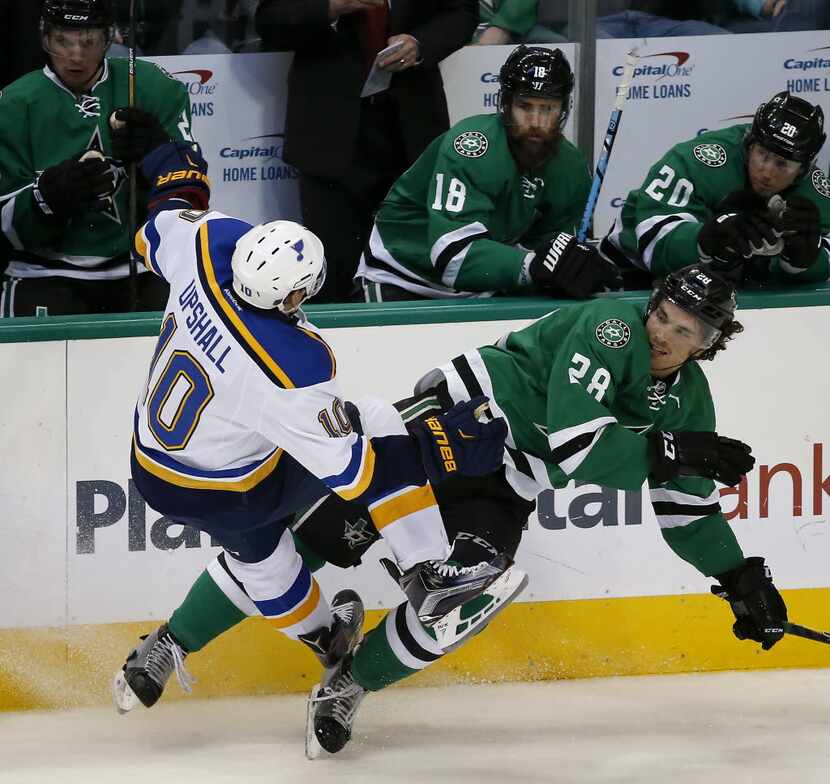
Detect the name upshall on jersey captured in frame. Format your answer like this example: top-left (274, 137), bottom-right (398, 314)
top-left (178, 278), bottom-right (232, 372)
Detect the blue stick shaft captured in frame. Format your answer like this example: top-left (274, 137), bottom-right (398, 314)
top-left (577, 51), bottom-right (639, 243)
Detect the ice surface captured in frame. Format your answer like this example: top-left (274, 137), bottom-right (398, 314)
top-left (2, 668), bottom-right (829, 784)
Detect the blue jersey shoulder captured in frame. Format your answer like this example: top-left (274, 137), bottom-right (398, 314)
top-left (197, 217), bottom-right (335, 389)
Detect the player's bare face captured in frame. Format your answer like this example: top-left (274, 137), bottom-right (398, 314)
top-left (508, 95), bottom-right (562, 170)
top-left (747, 143), bottom-right (802, 197)
top-left (646, 301), bottom-right (709, 377)
top-left (44, 28), bottom-right (108, 93)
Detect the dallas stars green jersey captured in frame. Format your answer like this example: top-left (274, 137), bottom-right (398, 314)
top-left (0, 59), bottom-right (192, 281)
top-left (606, 124), bottom-right (830, 284)
top-left (417, 297), bottom-right (744, 577)
top-left (356, 112), bottom-right (591, 298)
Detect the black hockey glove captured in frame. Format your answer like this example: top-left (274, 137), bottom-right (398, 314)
top-left (409, 396), bottom-right (507, 485)
top-left (711, 557), bottom-right (787, 650)
top-left (33, 154), bottom-right (118, 218)
top-left (775, 195), bottom-right (822, 269)
top-left (647, 430), bottom-right (755, 486)
top-left (698, 202), bottom-right (781, 271)
top-left (109, 107), bottom-right (171, 163)
top-left (528, 232), bottom-right (622, 298)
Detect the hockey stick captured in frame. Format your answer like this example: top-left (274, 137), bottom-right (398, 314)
top-left (765, 622), bottom-right (830, 645)
top-left (127, 0), bottom-right (138, 311)
top-left (577, 49), bottom-right (639, 242)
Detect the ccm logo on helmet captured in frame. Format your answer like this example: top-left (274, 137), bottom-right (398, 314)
top-left (65, 14), bottom-right (90, 20)
top-left (424, 416), bottom-right (457, 473)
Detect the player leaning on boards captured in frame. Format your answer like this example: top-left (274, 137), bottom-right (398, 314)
top-left (113, 267), bottom-right (784, 759)
top-left (112, 138), bottom-right (510, 713)
top-left (0, 0), bottom-right (193, 317)
top-left (355, 45), bottom-right (621, 301)
top-left (603, 91), bottom-right (829, 287)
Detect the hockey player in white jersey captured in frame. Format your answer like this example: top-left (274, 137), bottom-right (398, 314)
top-left (113, 140), bottom-right (510, 711)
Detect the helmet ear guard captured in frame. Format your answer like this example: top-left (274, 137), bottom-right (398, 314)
top-left (231, 221), bottom-right (327, 314)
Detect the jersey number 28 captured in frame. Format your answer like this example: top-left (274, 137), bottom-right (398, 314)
top-left (569, 352), bottom-right (610, 402)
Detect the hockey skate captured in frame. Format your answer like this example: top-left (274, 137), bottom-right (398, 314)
top-left (298, 588), bottom-right (365, 668)
top-left (306, 654), bottom-right (366, 759)
top-left (380, 552), bottom-right (513, 626)
top-left (112, 623), bottom-right (194, 715)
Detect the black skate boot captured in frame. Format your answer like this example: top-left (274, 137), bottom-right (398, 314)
top-left (381, 552), bottom-right (513, 626)
top-left (298, 589), bottom-right (365, 668)
top-left (307, 654), bottom-right (366, 757)
top-left (112, 623), bottom-right (194, 714)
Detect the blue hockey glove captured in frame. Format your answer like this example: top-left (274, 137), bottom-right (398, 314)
top-left (141, 141), bottom-right (211, 213)
top-left (410, 396), bottom-right (507, 484)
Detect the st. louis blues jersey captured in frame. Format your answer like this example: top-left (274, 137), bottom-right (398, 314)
top-left (132, 208), bottom-right (442, 563)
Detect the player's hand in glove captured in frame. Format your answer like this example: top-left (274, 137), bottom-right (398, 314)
top-left (774, 195), bottom-right (822, 269)
top-left (33, 153), bottom-right (118, 218)
top-left (647, 430), bottom-right (755, 486)
top-left (410, 396), bottom-right (508, 484)
top-left (698, 199), bottom-right (781, 271)
top-left (109, 107), bottom-right (170, 163)
top-left (711, 557), bottom-right (787, 650)
top-left (527, 232), bottom-right (622, 298)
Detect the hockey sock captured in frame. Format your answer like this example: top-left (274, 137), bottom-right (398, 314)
top-left (351, 601), bottom-right (445, 691)
top-left (168, 569), bottom-right (247, 653)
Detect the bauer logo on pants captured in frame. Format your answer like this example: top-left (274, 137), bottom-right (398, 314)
top-left (596, 318), bottom-right (631, 349)
top-left (454, 131), bottom-right (489, 158)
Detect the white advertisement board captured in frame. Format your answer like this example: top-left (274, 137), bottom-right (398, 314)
top-left (2, 306), bottom-right (829, 629)
top-left (594, 30), bottom-right (830, 238)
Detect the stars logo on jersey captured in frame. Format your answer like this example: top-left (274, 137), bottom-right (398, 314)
top-left (75, 94), bottom-right (101, 119)
top-left (453, 131), bottom-right (489, 159)
top-left (83, 126), bottom-right (127, 225)
top-left (595, 318), bottom-right (630, 349)
top-left (342, 517), bottom-right (375, 550)
top-left (693, 143), bottom-right (727, 168)
top-left (811, 169), bottom-right (830, 199)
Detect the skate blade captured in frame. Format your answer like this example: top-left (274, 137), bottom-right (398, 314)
top-left (112, 670), bottom-right (140, 715)
top-left (305, 683), bottom-right (323, 760)
top-left (433, 566), bottom-right (529, 653)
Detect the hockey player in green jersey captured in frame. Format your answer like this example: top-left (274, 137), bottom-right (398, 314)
top-left (603, 91), bottom-right (829, 288)
top-left (115, 267), bottom-right (784, 759)
top-left (356, 45), bottom-right (621, 301)
top-left (0, 0), bottom-right (194, 317)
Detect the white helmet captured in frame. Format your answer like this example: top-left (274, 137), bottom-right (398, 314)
top-left (231, 220), bottom-right (326, 313)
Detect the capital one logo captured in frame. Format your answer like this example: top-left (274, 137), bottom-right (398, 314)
top-left (171, 69), bottom-right (217, 96)
top-left (613, 51), bottom-right (693, 81)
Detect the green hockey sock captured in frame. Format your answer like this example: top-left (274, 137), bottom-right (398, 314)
top-left (352, 602), bottom-right (444, 692)
top-left (168, 569), bottom-right (247, 652)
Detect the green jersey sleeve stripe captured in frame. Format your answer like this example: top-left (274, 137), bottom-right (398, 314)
top-left (432, 225), bottom-right (490, 287)
top-left (652, 501), bottom-right (721, 527)
top-left (548, 416), bottom-right (616, 475)
top-left (1, 195), bottom-right (25, 249)
top-left (635, 212), bottom-right (697, 269)
top-left (430, 221), bottom-right (488, 269)
top-left (650, 487), bottom-right (720, 506)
